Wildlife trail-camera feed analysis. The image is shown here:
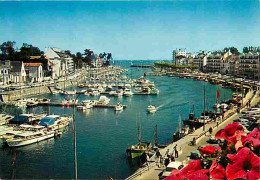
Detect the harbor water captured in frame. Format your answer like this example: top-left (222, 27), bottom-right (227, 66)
top-left (0, 60), bottom-right (233, 179)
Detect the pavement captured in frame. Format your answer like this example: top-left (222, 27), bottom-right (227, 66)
top-left (131, 90), bottom-right (259, 180)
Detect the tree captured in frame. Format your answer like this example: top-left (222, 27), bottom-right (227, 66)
top-left (64, 50), bottom-right (72, 57)
top-left (243, 47), bottom-right (249, 53)
top-left (0, 41), bottom-right (16, 61)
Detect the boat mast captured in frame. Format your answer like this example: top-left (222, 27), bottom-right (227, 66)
top-left (137, 123), bottom-right (141, 144)
top-left (203, 82), bottom-right (206, 131)
top-left (178, 113), bottom-right (182, 132)
top-left (153, 124), bottom-right (158, 147)
top-left (206, 97), bottom-right (209, 112)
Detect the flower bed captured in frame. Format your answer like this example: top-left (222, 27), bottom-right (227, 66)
top-left (165, 122), bottom-right (260, 180)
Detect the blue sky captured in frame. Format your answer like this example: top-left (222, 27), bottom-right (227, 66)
top-left (0, 0), bottom-right (259, 60)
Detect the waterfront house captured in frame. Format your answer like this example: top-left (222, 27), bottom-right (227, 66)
top-left (239, 52), bottom-right (259, 80)
top-left (0, 60), bottom-right (12, 85)
top-left (10, 61), bottom-right (26, 83)
top-left (44, 47), bottom-right (74, 76)
top-left (24, 63), bottom-right (44, 82)
top-left (205, 53), bottom-right (222, 73)
top-left (220, 50), bottom-right (233, 75)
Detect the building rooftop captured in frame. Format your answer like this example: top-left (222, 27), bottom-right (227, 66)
top-left (24, 63), bottom-right (41, 67)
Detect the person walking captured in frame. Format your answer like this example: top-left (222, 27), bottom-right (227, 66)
top-left (146, 154), bottom-right (150, 169)
top-left (209, 127), bottom-right (213, 137)
top-left (174, 145), bottom-right (178, 158)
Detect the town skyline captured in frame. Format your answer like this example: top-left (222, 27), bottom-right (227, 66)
top-left (0, 0), bottom-right (259, 60)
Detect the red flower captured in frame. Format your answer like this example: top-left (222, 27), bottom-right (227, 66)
top-left (226, 147), bottom-right (260, 179)
top-left (209, 160), bottom-right (226, 179)
top-left (200, 145), bottom-right (219, 155)
top-left (243, 128), bottom-right (260, 148)
top-left (165, 160), bottom-right (209, 180)
top-left (215, 122), bottom-right (246, 145)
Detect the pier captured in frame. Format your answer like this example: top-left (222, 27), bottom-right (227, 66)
top-left (37, 102), bottom-right (127, 109)
top-left (130, 64), bottom-right (152, 68)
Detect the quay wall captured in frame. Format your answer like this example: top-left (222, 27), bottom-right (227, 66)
top-left (1, 66), bottom-right (125, 102)
top-left (3, 75), bottom-right (86, 102)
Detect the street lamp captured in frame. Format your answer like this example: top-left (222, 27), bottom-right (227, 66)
top-left (64, 91), bottom-right (80, 180)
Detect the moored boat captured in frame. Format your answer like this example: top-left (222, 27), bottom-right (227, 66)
top-left (126, 124), bottom-right (151, 159)
top-left (115, 103), bottom-right (123, 111)
top-left (6, 130), bottom-right (54, 147)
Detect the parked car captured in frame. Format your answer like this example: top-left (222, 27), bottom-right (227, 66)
top-left (188, 150), bottom-right (201, 160)
top-left (159, 161), bottom-right (184, 179)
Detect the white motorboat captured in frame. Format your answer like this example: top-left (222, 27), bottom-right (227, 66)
top-left (98, 96), bottom-right (110, 105)
top-left (115, 103), bottom-right (123, 111)
top-left (90, 90), bottom-right (100, 96)
top-left (147, 105), bottom-right (156, 113)
top-left (109, 91), bottom-right (117, 96)
top-left (26, 99), bottom-right (38, 107)
top-left (39, 115), bottom-right (72, 131)
top-left (5, 130), bottom-right (54, 147)
top-left (123, 89), bottom-right (133, 96)
top-left (114, 90), bottom-right (123, 97)
top-left (66, 90), bottom-right (76, 95)
top-left (84, 91), bottom-right (90, 96)
top-left (0, 114), bottom-right (13, 125)
top-left (77, 105), bottom-right (85, 110)
top-left (15, 100), bottom-right (27, 108)
top-left (52, 90), bottom-right (60, 95)
top-left (82, 100), bottom-right (97, 106)
top-left (85, 102), bottom-right (94, 109)
top-left (97, 86), bottom-right (105, 93)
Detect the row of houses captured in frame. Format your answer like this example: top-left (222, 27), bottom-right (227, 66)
top-left (172, 48), bottom-right (260, 80)
top-left (0, 61), bottom-right (42, 84)
top-left (0, 47), bottom-right (76, 85)
top-left (0, 47), bottom-right (111, 85)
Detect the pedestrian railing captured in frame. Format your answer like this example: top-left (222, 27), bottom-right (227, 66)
top-left (125, 162), bottom-right (157, 180)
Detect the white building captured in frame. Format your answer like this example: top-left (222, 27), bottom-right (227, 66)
top-left (44, 47), bottom-right (75, 78)
top-left (24, 63), bottom-right (44, 82)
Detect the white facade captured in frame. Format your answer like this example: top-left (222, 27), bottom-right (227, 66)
top-left (175, 48), bottom-right (187, 57)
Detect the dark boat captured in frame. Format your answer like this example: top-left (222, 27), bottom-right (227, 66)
top-left (153, 124), bottom-right (167, 149)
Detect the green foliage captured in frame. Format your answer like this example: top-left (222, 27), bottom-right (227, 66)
top-left (243, 47), bottom-right (249, 53)
top-left (154, 62), bottom-right (199, 69)
top-left (223, 47), bottom-right (239, 55)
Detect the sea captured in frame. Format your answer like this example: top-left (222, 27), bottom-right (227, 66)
top-left (0, 60), bottom-right (233, 179)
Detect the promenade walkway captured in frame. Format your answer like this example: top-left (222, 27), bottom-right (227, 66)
top-left (126, 90), bottom-right (259, 180)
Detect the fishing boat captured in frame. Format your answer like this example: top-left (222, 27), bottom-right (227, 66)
top-left (173, 114), bottom-right (190, 142)
top-left (5, 130), bottom-right (54, 147)
top-left (153, 124), bottom-right (167, 149)
top-left (123, 88), bottom-right (133, 96)
top-left (147, 105), bottom-right (156, 113)
top-left (126, 124), bottom-right (151, 159)
top-left (115, 103), bottom-right (123, 111)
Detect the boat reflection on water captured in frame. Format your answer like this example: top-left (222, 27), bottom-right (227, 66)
top-left (8, 137), bottom-right (55, 152)
top-left (82, 109), bottom-right (92, 116)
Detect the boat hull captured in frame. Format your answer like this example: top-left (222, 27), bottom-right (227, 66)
top-left (7, 133), bottom-right (54, 147)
